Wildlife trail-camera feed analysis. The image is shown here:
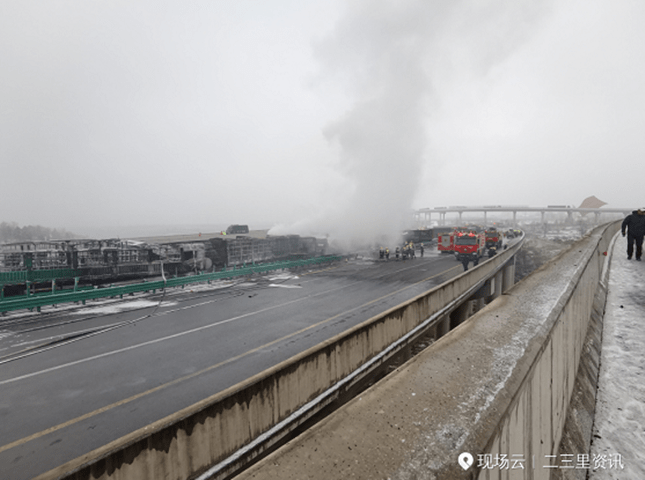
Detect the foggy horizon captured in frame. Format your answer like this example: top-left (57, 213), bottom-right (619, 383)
top-left (2, 1), bottom-right (644, 244)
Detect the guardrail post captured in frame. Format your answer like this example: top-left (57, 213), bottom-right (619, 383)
top-left (26, 281), bottom-right (31, 297)
top-left (74, 277), bottom-right (79, 292)
top-left (0, 284), bottom-right (3, 301)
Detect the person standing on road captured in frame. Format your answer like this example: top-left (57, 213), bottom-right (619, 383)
top-left (621, 209), bottom-right (645, 260)
top-left (461, 257), bottom-right (469, 271)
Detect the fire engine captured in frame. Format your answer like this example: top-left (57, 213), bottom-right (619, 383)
top-left (484, 227), bottom-right (504, 256)
top-left (437, 229), bottom-right (456, 253)
top-left (484, 228), bottom-right (503, 249)
top-left (454, 231), bottom-right (486, 265)
top-left (438, 227), bottom-right (479, 254)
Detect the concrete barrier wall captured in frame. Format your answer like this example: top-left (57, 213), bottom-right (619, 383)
top-left (361, 221), bottom-right (620, 480)
top-left (222, 223), bottom-right (620, 480)
top-left (37, 240), bottom-right (524, 480)
top-left (475, 222), bottom-right (618, 480)
top-left (228, 222), bottom-right (620, 480)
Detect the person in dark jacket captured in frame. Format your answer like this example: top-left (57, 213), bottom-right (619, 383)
top-left (621, 209), bottom-right (645, 260)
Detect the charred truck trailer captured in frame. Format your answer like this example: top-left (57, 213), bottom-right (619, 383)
top-left (403, 229), bottom-right (434, 244)
top-left (0, 233), bottom-right (328, 295)
top-left (206, 234), bottom-right (327, 270)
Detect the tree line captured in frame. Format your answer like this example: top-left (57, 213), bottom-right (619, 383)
top-left (0, 222), bottom-right (79, 243)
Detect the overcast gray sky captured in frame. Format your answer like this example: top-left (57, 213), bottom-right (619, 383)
top-left (1, 0), bottom-right (644, 240)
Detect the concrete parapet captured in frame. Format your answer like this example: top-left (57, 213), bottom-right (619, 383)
top-left (36, 238), bottom-right (525, 480)
top-left (237, 222), bottom-right (620, 480)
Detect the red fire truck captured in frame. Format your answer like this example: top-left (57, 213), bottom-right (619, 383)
top-left (454, 231), bottom-right (486, 265)
top-left (438, 227), bottom-right (480, 254)
top-left (437, 229), bottom-right (456, 253)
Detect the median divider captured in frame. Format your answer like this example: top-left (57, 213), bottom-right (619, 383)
top-left (0, 256), bottom-right (342, 314)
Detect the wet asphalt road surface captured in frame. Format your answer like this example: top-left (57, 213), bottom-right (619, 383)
top-left (0, 249), bottom-right (465, 480)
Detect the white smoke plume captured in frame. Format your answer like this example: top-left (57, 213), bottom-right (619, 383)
top-left (271, 0), bottom-right (551, 251)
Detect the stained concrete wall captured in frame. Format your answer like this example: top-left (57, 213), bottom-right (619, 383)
top-left (475, 222), bottom-right (618, 480)
top-left (36, 240), bottom-right (524, 480)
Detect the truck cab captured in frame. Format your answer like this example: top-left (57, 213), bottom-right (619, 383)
top-left (454, 232), bottom-right (486, 264)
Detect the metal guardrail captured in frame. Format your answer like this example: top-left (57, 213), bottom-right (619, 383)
top-left (0, 268), bottom-right (82, 284)
top-left (0, 256), bottom-right (342, 314)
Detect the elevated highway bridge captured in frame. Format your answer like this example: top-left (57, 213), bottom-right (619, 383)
top-left (415, 205), bottom-right (630, 227)
top-left (0, 221), bottom-right (622, 479)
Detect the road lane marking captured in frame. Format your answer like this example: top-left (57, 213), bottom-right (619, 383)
top-left (0, 257), bottom-right (440, 363)
top-left (0, 297), bottom-right (312, 386)
top-left (0, 264), bottom-right (460, 454)
top-left (0, 258), bottom-right (449, 370)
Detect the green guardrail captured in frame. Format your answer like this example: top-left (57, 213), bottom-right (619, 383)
top-left (0, 268), bottom-right (82, 284)
top-left (0, 256), bottom-right (342, 314)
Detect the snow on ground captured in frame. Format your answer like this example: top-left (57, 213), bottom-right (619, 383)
top-left (70, 299), bottom-right (178, 315)
top-left (267, 273), bottom-right (300, 282)
top-left (514, 232), bottom-right (579, 282)
top-left (164, 279), bottom-right (238, 294)
top-left (588, 235), bottom-right (645, 479)
top-left (0, 278), bottom-right (243, 320)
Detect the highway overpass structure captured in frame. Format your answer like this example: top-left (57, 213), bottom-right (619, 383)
top-left (415, 205), bottom-right (630, 228)
top-left (1, 236), bottom-right (520, 480)
top-left (0, 221), bottom-right (620, 479)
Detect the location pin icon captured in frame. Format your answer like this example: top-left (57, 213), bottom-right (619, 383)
top-left (458, 452), bottom-right (474, 470)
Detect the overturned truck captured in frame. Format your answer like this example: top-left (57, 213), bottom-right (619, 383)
top-left (205, 234), bottom-right (328, 270)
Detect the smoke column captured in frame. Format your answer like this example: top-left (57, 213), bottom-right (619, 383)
top-left (309, 1), bottom-right (435, 250)
top-left (273, 0), bottom-right (550, 250)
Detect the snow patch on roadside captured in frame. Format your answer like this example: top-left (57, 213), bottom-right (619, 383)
top-left (268, 273), bottom-right (299, 281)
top-left (71, 299), bottom-right (168, 315)
top-left (166, 280), bottom-right (235, 294)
